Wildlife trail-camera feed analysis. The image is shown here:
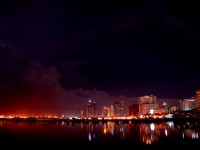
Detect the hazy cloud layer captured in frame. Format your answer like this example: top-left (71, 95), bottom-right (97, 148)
top-left (0, 45), bottom-right (182, 116)
top-left (0, 57), bottom-right (136, 116)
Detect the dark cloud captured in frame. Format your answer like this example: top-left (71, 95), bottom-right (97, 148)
top-left (53, 60), bottom-right (89, 89)
top-left (0, 45), bottom-right (183, 116)
top-left (0, 55), bottom-right (137, 116)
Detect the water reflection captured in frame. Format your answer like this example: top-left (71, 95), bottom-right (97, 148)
top-left (86, 121), bottom-right (200, 144)
top-left (182, 129), bottom-right (199, 139)
top-left (139, 123), bottom-right (160, 144)
top-left (1, 120), bottom-right (200, 145)
top-left (175, 122), bottom-right (200, 139)
top-left (86, 122), bottom-right (98, 142)
top-left (97, 121), bottom-right (172, 144)
top-left (102, 122), bottom-right (128, 139)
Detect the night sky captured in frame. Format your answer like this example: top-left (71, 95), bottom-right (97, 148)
top-left (0, 0), bottom-right (200, 116)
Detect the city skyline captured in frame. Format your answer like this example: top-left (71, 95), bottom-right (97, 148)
top-left (0, 0), bottom-right (200, 115)
top-left (0, 90), bottom-right (197, 117)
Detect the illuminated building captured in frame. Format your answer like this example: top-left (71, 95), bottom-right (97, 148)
top-left (113, 102), bottom-right (120, 116)
top-left (79, 106), bottom-right (87, 118)
top-left (196, 90), bottom-right (200, 108)
top-left (162, 102), bottom-right (168, 113)
top-left (180, 98), bottom-right (196, 111)
top-left (113, 99), bottom-right (128, 117)
top-left (87, 100), bottom-right (97, 117)
top-left (138, 95), bottom-right (158, 115)
top-left (154, 108), bottom-right (167, 114)
top-left (168, 105), bottom-right (179, 113)
top-left (118, 99), bottom-right (128, 116)
top-left (80, 110), bottom-right (84, 118)
top-left (102, 107), bottom-right (110, 117)
top-left (110, 105), bottom-right (114, 117)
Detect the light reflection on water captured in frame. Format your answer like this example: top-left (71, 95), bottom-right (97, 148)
top-left (0, 120), bottom-right (200, 146)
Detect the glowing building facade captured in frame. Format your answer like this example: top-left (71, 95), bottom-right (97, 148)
top-left (138, 95), bottom-right (158, 115)
top-left (110, 105), bottom-right (115, 117)
top-left (87, 100), bottom-right (97, 117)
top-left (180, 98), bottom-right (196, 111)
top-left (196, 90), bottom-right (200, 108)
top-left (113, 99), bottom-right (128, 117)
top-left (102, 107), bottom-right (110, 117)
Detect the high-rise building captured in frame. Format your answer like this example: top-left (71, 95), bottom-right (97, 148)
top-left (87, 100), bottom-right (96, 117)
top-left (113, 99), bottom-right (128, 117)
top-left (110, 105), bottom-right (115, 117)
top-left (119, 99), bottom-right (128, 116)
top-left (102, 107), bottom-right (110, 117)
top-left (162, 102), bottom-right (168, 113)
top-left (196, 90), bottom-right (200, 108)
top-left (180, 98), bottom-right (196, 111)
top-left (138, 95), bottom-right (158, 115)
top-left (113, 102), bottom-right (120, 116)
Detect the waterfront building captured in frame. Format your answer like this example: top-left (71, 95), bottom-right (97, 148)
top-left (196, 90), bottom-right (200, 108)
top-left (180, 98), bottom-right (196, 111)
top-left (102, 106), bottom-right (110, 117)
top-left (138, 95), bottom-right (158, 115)
top-left (113, 98), bottom-right (128, 117)
top-left (168, 105), bottom-right (179, 113)
top-left (110, 105), bottom-right (115, 117)
top-left (87, 100), bottom-right (97, 117)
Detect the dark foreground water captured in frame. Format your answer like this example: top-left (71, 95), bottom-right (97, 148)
top-left (1, 120), bottom-right (200, 148)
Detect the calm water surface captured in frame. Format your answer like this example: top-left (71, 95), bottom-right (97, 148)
top-left (1, 120), bottom-right (200, 148)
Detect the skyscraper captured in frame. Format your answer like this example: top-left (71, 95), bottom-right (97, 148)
top-left (113, 98), bottom-right (128, 117)
top-left (102, 107), bottom-right (110, 117)
top-left (113, 102), bottom-right (120, 117)
top-left (196, 90), bottom-right (200, 108)
top-left (138, 95), bottom-right (158, 115)
top-left (180, 99), bottom-right (195, 111)
top-left (87, 100), bottom-right (97, 117)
